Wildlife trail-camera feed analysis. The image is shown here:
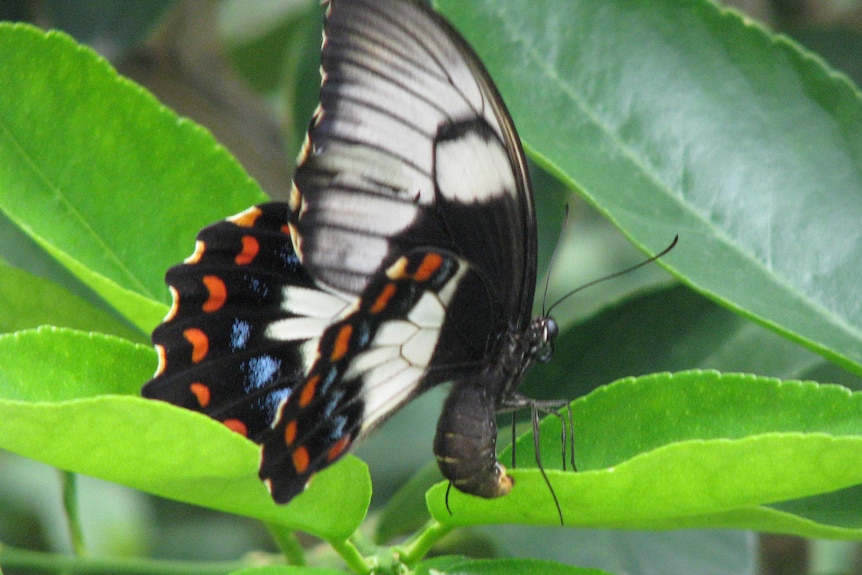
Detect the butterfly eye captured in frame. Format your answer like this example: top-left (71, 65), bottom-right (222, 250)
top-left (545, 317), bottom-right (559, 342)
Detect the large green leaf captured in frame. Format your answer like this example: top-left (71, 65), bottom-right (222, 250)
top-left (426, 372), bottom-right (862, 539)
top-left (0, 260), bottom-right (144, 343)
top-left (0, 328), bottom-right (371, 542)
top-left (436, 0), bottom-right (862, 374)
top-left (423, 558), bottom-right (610, 575)
top-left (0, 23), bottom-right (267, 332)
top-left (524, 284), bottom-right (862, 403)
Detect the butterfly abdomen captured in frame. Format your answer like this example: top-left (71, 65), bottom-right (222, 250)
top-left (434, 377), bottom-right (513, 499)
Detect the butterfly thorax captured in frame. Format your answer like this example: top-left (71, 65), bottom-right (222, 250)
top-left (488, 315), bottom-right (558, 405)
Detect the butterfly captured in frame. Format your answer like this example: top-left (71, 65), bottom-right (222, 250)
top-left (142, 0), bottom-right (562, 510)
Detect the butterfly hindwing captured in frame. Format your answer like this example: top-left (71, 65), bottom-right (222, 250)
top-left (260, 248), bottom-right (469, 502)
top-left (144, 203), bottom-right (351, 440)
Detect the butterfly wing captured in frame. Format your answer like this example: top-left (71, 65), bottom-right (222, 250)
top-left (143, 0), bottom-right (539, 506)
top-left (293, 0), bottom-right (536, 328)
top-left (260, 248), bottom-right (471, 502)
top-left (143, 203), bottom-right (353, 440)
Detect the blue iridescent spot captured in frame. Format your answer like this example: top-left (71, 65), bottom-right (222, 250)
top-left (242, 355), bottom-right (281, 391)
top-left (230, 319), bottom-right (251, 351)
top-left (329, 414), bottom-right (347, 440)
top-left (323, 389), bottom-right (344, 418)
top-left (355, 318), bottom-right (372, 348)
top-left (244, 275), bottom-right (270, 298)
top-left (319, 365), bottom-right (339, 396)
top-left (263, 388), bottom-right (292, 417)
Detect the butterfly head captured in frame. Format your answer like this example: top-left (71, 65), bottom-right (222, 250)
top-left (530, 316), bottom-right (558, 364)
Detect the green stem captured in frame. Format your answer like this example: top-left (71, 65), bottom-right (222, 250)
top-left (396, 519), bottom-right (452, 565)
top-left (264, 522), bottom-right (305, 566)
top-left (0, 544), bottom-right (247, 575)
top-left (329, 537), bottom-right (373, 574)
top-left (61, 472), bottom-right (87, 557)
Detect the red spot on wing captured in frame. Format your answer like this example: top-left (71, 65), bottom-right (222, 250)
top-left (412, 252), bottom-right (443, 282)
top-left (189, 382), bottom-right (211, 407)
top-left (369, 283), bottom-right (397, 314)
top-left (299, 374), bottom-right (320, 408)
top-left (327, 436), bottom-right (351, 462)
top-left (292, 446), bottom-right (310, 474)
top-left (331, 324), bottom-right (353, 361)
top-left (284, 420), bottom-right (297, 445)
top-left (223, 418), bottom-right (248, 436)
top-left (183, 328), bottom-right (209, 363)
top-left (201, 275), bottom-right (227, 312)
top-left (235, 236), bottom-right (259, 265)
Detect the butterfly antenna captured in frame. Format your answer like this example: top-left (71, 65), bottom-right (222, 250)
top-left (546, 234), bottom-right (679, 317)
top-left (541, 204), bottom-right (571, 315)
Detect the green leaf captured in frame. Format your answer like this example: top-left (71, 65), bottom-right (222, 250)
top-left (436, 0), bottom-right (862, 374)
top-left (0, 23), bottom-right (267, 332)
top-left (0, 260), bottom-right (145, 343)
top-left (427, 372), bottom-right (862, 539)
top-left (431, 558), bottom-right (611, 575)
top-left (228, 567), bottom-right (345, 575)
top-left (525, 284), bottom-right (862, 403)
top-left (0, 328), bottom-right (371, 542)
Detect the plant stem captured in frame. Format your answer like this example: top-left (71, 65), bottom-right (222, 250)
top-left (61, 471), bottom-right (87, 557)
top-left (0, 544), bottom-right (246, 575)
top-left (264, 522), bottom-right (305, 566)
top-left (329, 537), bottom-right (373, 574)
top-left (395, 519), bottom-right (452, 565)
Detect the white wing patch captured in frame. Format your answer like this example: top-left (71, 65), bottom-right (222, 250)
top-left (435, 129), bottom-right (516, 204)
top-left (357, 260), bottom-right (470, 433)
top-left (266, 285), bottom-right (354, 370)
top-left (280, 286), bottom-right (350, 318)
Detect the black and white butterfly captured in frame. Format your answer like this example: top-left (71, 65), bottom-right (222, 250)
top-left (143, 0), bottom-right (562, 509)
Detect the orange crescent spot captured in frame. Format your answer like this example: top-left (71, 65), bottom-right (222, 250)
top-left (292, 446), bottom-right (310, 474)
top-left (183, 328), bottom-right (209, 363)
top-left (189, 382), bottom-right (211, 408)
top-left (280, 224), bottom-right (291, 236)
top-left (327, 436), bottom-right (351, 462)
top-left (201, 275), bottom-right (227, 313)
top-left (412, 252), bottom-right (443, 282)
top-left (331, 324), bottom-right (353, 362)
top-left (223, 419), bottom-right (248, 437)
top-left (235, 235), bottom-right (259, 265)
top-left (154, 344), bottom-right (167, 377)
top-left (229, 206), bottom-right (263, 228)
top-left (369, 283), bottom-right (397, 314)
top-left (299, 374), bottom-right (320, 408)
top-left (184, 240), bottom-right (205, 264)
top-left (284, 420), bottom-right (297, 446)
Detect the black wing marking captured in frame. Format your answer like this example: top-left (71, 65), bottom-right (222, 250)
top-left (292, 0), bottom-right (536, 328)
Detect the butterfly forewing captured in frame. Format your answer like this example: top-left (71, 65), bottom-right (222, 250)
top-left (293, 0), bottom-right (536, 324)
